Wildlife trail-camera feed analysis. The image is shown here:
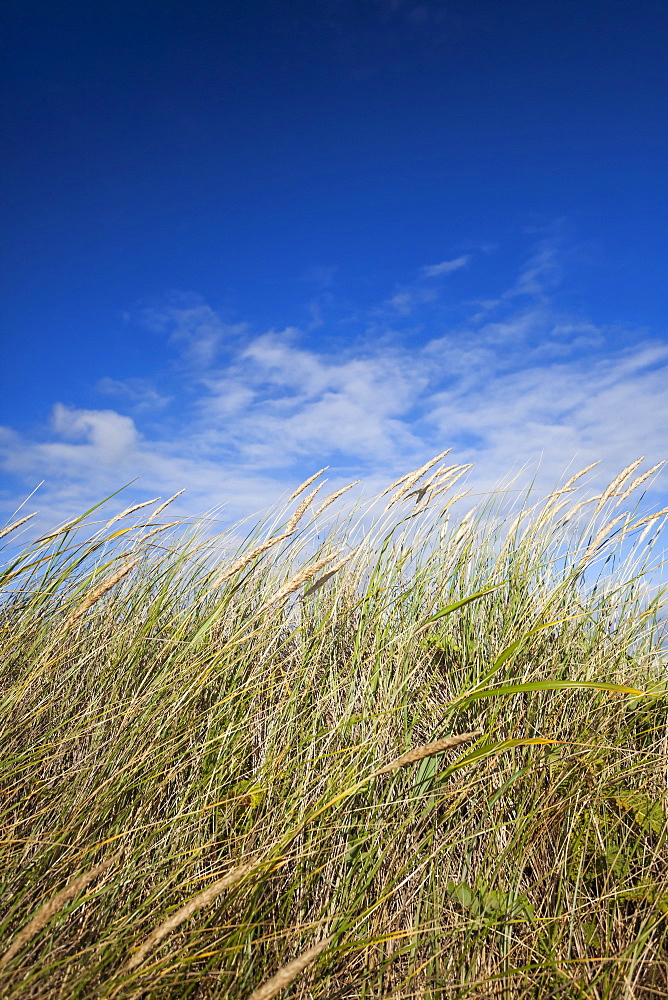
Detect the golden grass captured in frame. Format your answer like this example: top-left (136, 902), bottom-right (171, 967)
top-left (1, 454), bottom-right (667, 999)
top-left (0, 511), bottom-right (37, 539)
top-left (122, 864), bottom-right (255, 975)
top-left (0, 853), bottom-right (121, 973)
top-left (64, 558), bottom-right (139, 626)
top-left (373, 731), bottom-right (484, 776)
top-left (245, 938), bottom-right (331, 1000)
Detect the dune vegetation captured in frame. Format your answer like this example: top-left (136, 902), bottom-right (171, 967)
top-left (1, 454), bottom-right (667, 999)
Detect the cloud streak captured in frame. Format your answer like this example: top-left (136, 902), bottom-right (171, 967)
top-left (422, 254), bottom-right (471, 277)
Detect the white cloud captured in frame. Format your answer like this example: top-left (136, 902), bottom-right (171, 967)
top-left (141, 299), bottom-right (248, 368)
top-left (422, 254), bottom-right (471, 277)
top-left (424, 342), bottom-right (668, 489)
top-left (96, 377), bottom-right (171, 410)
top-left (1, 242), bottom-right (666, 532)
top-left (385, 285), bottom-right (438, 315)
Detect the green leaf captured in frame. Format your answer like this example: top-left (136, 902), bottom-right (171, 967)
top-left (447, 881), bottom-right (474, 908)
top-left (417, 585), bottom-right (504, 631)
top-left (446, 882), bottom-right (534, 921)
top-left (489, 618), bottom-right (569, 673)
top-left (612, 789), bottom-right (666, 837)
top-left (454, 679), bottom-right (645, 709)
top-left (444, 737), bottom-right (559, 776)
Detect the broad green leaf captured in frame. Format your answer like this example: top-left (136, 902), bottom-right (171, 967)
top-left (490, 615), bottom-right (587, 673)
top-left (612, 789), bottom-right (666, 836)
top-left (455, 679), bottom-right (644, 709)
top-left (444, 737), bottom-right (559, 775)
top-left (417, 584), bottom-right (504, 630)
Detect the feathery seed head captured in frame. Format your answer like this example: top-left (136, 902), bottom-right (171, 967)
top-left (595, 457), bottom-right (645, 514)
top-left (0, 512), bottom-right (37, 540)
top-left (64, 559), bottom-right (139, 627)
top-left (287, 468), bottom-right (329, 503)
top-left (147, 489), bottom-right (186, 522)
top-left (313, 481), bottom-right (360, 519)
top-left (105, 498), bottom-right (161, 529)
top-left (246, 938), bottom-right (332, 1000)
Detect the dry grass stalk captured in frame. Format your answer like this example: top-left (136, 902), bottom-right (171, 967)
top-left (560, 460), bottom-right (601, 491)
top-left (406, 464), bottom-right (458, 501)
top-left (213, 488), bottom-right (325, 588)
top-left (386, 451), bottom-right (453, 509)
top-left (35, 517), bottom-right (80, 543)
top-left (374, 731), bottom-right (483, 776)
top-left (259, 550), bottom-right (345, 612)
top-left (506, 505), bottom-right (536, 538)
top-left (285, 484), bottom-right (325, 533)
top-left (555, 494), bottom-right (603, 526)
top-left (630, 506), bottom-right (668, 530)
top-left (123, 863), bottom-right (253, 974)
top-left (0, 852), bottom-right (120, 972)
top-left (147, 490), bottom-right (186, 522)
top-left (0, 512), bottom-right (37, 540)
top-left (303, 547), bottom-right (359, 596)
top-left (449, 510), bottom-right (474, 548)
top-left (246, 937), bottom-right (332, 1000)
top-left (105, 498), bottom-right (161, 529)
top-left (213, 534), bottom-right (290, 587)
top-left (313, 481), bottom-right (360, 519)
top-left (595, 457), bottom-right (645, 514)
top-left (287, 468), bottom-right (328, 503)
top-left (139, 521), bottom-right (180, 543)
top-left (614, 461), bottom-right (665, 506)
top-left (579, 513), bottom-right (628, 564)
top-left (64, 560), bottom-right (139, 627)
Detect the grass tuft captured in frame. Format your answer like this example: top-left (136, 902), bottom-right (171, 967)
top-left (1, 457), bottom-right (667, 998)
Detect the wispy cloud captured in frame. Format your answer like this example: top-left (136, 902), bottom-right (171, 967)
top-left (422, 254), bottom-right (471, 277)
top-left (96, 377), bottom-right (171, 410)
top-left (1, 239), bottom-right (666, 530)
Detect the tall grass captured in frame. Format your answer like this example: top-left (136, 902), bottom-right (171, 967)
top-left (1, 457), bottom-right (667, 999)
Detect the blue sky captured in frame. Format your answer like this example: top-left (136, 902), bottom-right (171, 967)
top-left (1, 0), bottom-right (667, 527)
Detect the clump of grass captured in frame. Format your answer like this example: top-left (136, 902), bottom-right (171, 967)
top-left (1, 455), bottom-right (667, 999)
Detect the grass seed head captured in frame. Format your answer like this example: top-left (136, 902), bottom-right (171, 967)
top-left (64, 559), bottom-right (139, 627)
top-left (385, 450), bottom-right (453, 509)
top-left (630, 505), bottom-right (668, 530)
top-left (0, 853), bottom-right (120, 973)
top-left (259, 549), bottom-right (346, 612)
top-left (285, 483), bottom-right (325, 533)
top-left (560, 460), bottom-right (601, 491)
top-left (0, 512), bottom-right (37, 540)
top-left (595, 457), bottom-right (645, 514)
top-left (105, 498), bottom-right (161, 529)
top-left (313, 480), bottom-right (360, 519)
top-left (303, 547), bottom-right (359, 596)
top-left (578, 513), bottom-right (628, 565)
top-left (246, 937), bottom-right (332, 1000)
top-left (123, 863), bottom-right (254, 974)
top-left (614, 461), bottom-right (666, 506)
top-left (374, 731), bottom-right (483, 776)
top-left (213, 533), bottom-right (290, 587)
top-left (287, 468), bottom-right (328, 503)
top-left (147, 489), bottom-right (186, 522)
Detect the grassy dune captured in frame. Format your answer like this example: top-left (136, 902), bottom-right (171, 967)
top-left (1, 457), bottom-right (667, 999)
